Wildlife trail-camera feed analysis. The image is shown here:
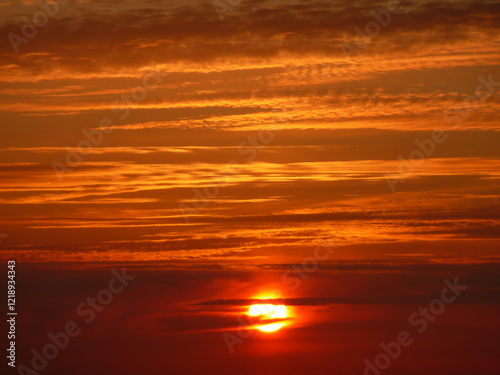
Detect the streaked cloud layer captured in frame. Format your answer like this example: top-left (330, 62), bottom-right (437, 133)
top-left (1, 0), bottom-right (499, 265)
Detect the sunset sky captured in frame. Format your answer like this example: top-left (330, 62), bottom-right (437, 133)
top-left (1, 0), bottom-right (499, 374)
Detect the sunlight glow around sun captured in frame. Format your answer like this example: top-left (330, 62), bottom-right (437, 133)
top-left (248, 304), bottom-right (289, 332)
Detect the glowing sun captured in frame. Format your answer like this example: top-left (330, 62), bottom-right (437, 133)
top-left (248, 304), bottom-right (289, 332)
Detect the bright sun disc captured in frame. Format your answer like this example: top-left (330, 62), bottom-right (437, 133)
top-left (248, 304), bottom-right (289, 332)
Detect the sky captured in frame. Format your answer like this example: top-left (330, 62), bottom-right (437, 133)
top-left (0, 0), bottom-right (499, 374)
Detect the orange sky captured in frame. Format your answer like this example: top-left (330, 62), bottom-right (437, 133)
top-left (0, 0), bottom-right (499, 374)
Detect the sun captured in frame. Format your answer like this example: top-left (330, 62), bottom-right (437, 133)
top-left (247, 304), bottom-right (289, 332)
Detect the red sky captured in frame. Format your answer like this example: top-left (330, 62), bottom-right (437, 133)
top-left (0, 0), bottom-right (499, 374)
